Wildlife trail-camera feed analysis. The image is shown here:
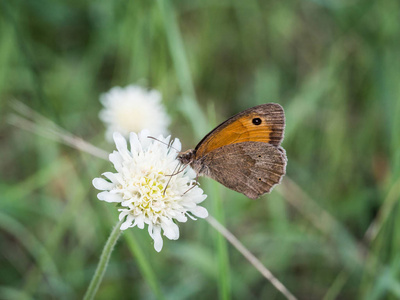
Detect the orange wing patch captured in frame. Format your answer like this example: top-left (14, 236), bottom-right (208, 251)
top-left (195, 104), bottom-right (285, 157)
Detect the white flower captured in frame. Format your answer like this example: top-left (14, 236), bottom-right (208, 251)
top-left (99, 85), bottom-right (170, 142)
top-left (92, 131), bottom-right (208, 252)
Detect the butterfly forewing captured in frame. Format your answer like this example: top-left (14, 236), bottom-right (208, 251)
top-left (195, 103), bottom-right (285, 158)
top-left (180, 103), bottom-right (287, 199)
top-left (200, 142), bottom-right (287, 199)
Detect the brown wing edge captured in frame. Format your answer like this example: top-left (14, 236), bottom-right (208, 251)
top-left (266, 106), bottom-right (286, 147)
top-left (241, 145), bottom-right (287, 199)
top-left (256, 146), bottom-right (287, 198)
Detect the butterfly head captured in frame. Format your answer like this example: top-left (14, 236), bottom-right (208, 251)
top-left (177, 149), bottom-right (196, 165)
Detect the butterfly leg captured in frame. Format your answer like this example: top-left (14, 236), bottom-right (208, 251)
top-left (163, 163), bottom-right (189, 196)
top-left (165, 163), bottom-right (188, 177)
top-left (183, 174), bottom-right (200, 195)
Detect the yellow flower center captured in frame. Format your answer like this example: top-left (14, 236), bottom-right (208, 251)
top-left (129, 172), bottom-right (170, 223)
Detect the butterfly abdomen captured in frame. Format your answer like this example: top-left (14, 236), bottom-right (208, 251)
top-left (191, 156), bottom-right (211, 177)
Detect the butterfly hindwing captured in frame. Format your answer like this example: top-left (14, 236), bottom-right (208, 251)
top-left (199, 142), bottom-right (287, 199)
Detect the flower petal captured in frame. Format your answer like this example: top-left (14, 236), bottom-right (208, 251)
top-left (113, 132), bottom-right (131, 160)
top-left (174, 213), bottom-right (188, 223)
top-left (118, 210), bottom-right (130, 220)
top-left (171, 138), bottom-right (182, 152)
top-left (120, 214), bottom-right (135, 230)
top-left (102, 172), bottom-right (118, 182)
top-left (190, 206), bottom-right (209, 218)
top-left (97, 191), bottom-right (122, 203)
top-left (162, 221), bottom-right (180, 240)
top-left (129, 132), bottom-right (142, 153)
top-left (134, 214), bottom-right (145, 229)
top-left (152, 226), bottom-right (163, 252)
top-left (138, 129), bottom-right (151, 149)
top-left (92, 178), bottom-right (114, 190)
top-left (109, 151), bottom-right (123, 172)
top-left (186, 167), bottom-right (197, 179)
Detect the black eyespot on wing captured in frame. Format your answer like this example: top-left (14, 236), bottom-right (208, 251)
top-left (252, 117), bottom-right (262, 125)
top-left (258, 178), bottom-right (262, 181)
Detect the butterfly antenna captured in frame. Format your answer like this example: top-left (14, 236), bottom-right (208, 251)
top-left (147, 136), bottom-right (180, 152)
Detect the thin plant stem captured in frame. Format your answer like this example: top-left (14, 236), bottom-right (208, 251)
top-left (210, 182), bottom-right (231, 300)
top-left (205, 106), bottom-right (231, 300)
top-left (156, 0), bottom-right (208, 137)
top-left (364, 177), bottom-right (400, 243)
top-left (0, 212), bottom-right (66, 295)
top-left (322, 270), bottom-right (349, 300)
top-left (83, 220), bottom-right (123, 300)
top-left (155, 3), bottom-right (232, 295)
top-left (124, 232), bottom-right (166, 300)
top-left (279, 177), bottom-right (387, 299)
top-left (206, 215), bottom-right (297, 300)
top-left (278, 177), bottom-right (366, 262)
top-left (323, 178), bottom-right (400, 299)
top-left (8, 100), bottom-right (109, 160)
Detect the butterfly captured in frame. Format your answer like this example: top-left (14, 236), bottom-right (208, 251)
top-left (177, 103), bottom-right (287, 199)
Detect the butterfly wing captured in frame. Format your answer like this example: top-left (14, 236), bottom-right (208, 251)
top-left (195, 103), bottom-right (285, 158)
top-left (198, 142), bottom-right (287, 199)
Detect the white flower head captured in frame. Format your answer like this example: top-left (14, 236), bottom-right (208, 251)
top-left (92, 131), bottom-right (208, 252)
top-left (99, 85), bottom-right (170, 142)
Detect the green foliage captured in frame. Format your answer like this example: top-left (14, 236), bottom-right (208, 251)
top-left (1, 0), bottom-right (399, 299)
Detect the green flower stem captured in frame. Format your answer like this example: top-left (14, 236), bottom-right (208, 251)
top-left (83, 220), bottom-right (123, 300)
top-left (207, 182), bottom-right (231, 300)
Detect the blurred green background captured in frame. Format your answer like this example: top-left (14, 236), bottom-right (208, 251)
top-left (1, 0), bottom-right (400, 299)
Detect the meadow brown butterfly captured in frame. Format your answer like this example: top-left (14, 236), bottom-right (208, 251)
top-left (178, 103), bottom-right (287, 199)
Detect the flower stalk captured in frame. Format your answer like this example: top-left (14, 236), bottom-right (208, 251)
top-left (83, 220), bottom-right (123, 300)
